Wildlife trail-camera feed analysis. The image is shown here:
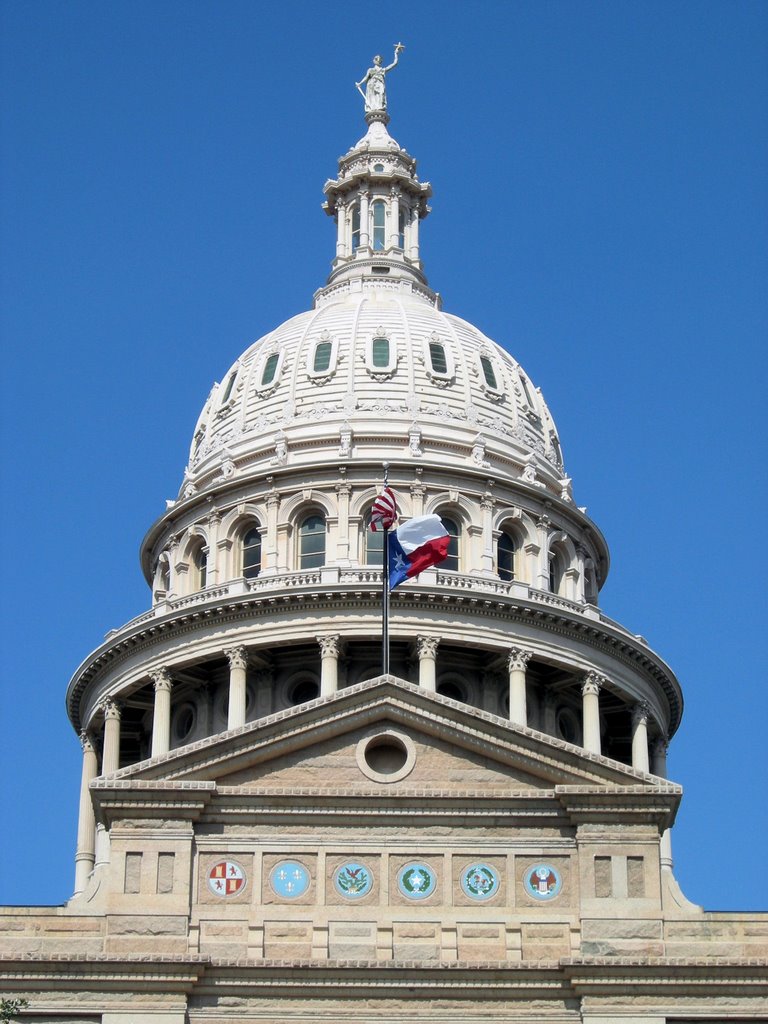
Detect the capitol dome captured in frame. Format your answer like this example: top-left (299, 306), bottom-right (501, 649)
top-left (67, 104), bottom-right (681, 848)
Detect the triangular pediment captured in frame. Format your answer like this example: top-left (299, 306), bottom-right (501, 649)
top-left (108, 675), bottom-right (659, 794)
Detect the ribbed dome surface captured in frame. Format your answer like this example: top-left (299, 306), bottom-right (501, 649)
top-left (183, 283), bottom-right (565, 499)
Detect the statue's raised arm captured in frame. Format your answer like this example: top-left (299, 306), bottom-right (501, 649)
top-left (355, 43), bottom-right (405, 113)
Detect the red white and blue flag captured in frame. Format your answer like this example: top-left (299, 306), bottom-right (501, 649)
top-left (370, 486), bottom-right (398, 532)
top-left (388, 514), bottom-right (450, 590)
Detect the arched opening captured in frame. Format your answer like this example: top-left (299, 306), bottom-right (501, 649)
top-left (439, 516), bottom-right (460, 572)
top-left (364, 511), bottom-right (385, 565)
top-left (372, 199), bottom-right (386, 250)
top-left (497, 531), bottom-right (516, 581)
top-left (192, 544), bottom-right (208, 590)
top-left (299, 513), bottom-right (326, 569)
top-left (242, 526), bottom-right (262, 579)
top-left (351, 203), bottom-right (361, 249)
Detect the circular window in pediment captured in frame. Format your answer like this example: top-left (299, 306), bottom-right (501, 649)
top-left (356, 730), bottom-right (416, 783)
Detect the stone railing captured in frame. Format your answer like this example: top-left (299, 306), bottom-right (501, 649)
top-left (108, 568), bottom-right (634, 643)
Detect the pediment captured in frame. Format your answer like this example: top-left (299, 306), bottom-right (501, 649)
top-left (109, 675), bottom-right (658, 795)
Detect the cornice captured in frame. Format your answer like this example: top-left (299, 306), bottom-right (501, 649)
top-left (66, 584), bottom-right (681, 737)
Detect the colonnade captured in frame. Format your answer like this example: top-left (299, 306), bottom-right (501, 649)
top-left (72, 639), bottom-right (667, 895)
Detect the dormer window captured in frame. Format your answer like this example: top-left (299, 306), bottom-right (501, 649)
top-left (480, 356), bottom-right (498, 390)
top-left (372, 337), bottom-right (389, 367)
top-left (519, 372), bottom-right (535, 408)
top-left (261, 353), bottom-right (279, 387)
top-left (372, 199), bottom-right (386, 251)
top-left (429, 340), bottom-right (448, 375)
top-left (220, 368), bottom-right (237, 405)
top-left (308, 333), bottom-right (338, 381)
top-left (365, 332), bottom-right (396, 376)
top-left (313, 341), bottom-right (332, 373)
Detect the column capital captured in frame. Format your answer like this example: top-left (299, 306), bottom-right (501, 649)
top-left (581, 671), bottom-right (607, 697)
top-left (631, 700), bottom-right (652, 728)
top-left (79, 730), bottom-right (96, 754)
top-left (651, 735), bottom-right (669, 758)
top-left (416, 635), bottom-right (439, 660)
top-left (317, 634), bottom-right (341, 658)
top-left (507, 647), bottom-right (532, 673)
top-left (101, 697), bottom-right (122, 721)
top-left (150, 666), bottom-right (173, 693)
top-left (226, 646), bottom-right (249, 671)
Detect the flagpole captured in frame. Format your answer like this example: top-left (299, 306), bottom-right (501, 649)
top-left (382, 462), bottom-right (390, 676)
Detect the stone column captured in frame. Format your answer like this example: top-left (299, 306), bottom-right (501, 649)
top-left (574, 544), bottom-right (587, 603)
top-left (507, 648), bottom-right (532, 727)
top-left (318, 635), bottom-right (340, 696)
top-left (359, 189), bottom-right (370, 247)
top-left (226, 646), bottom-right (248, 730)
top-left (581, 672), bottom-right (604, 755)
top-left (336, 200), bottom-right (347, 258)
top-left (631, 701), bottom-right (651, 774)
top-left (416, 636), bottom-right (439, 692)
top-left (335, 474), bottom-right (351, 564)
top-left (409, 206), bottom-right (420, 261)
top-left (150, 668), bottom-right (173, 758)
top-left (73, 731), bottom-right (98, 895)
top-left (101, 698), bottom-right (122, 775)
top-left (389, 187), bottom-right (400, 248)
top-left (265, 486), bottom-right (280, 574)
top-left (652, 736), bottom-right (674, 869)
top-left (535, 515), bottom-right (551, 590)
top-left (480, 495), bottom-right (495, 576)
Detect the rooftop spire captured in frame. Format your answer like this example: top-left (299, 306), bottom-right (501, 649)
top-left (316, 46), bottom-right (435, 306)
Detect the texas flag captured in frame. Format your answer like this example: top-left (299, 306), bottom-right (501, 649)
top-left (388, 514), bottom-right (450, 589)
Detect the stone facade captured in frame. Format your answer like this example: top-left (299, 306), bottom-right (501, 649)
top-left (1, 91), bottom-right (766, 1023)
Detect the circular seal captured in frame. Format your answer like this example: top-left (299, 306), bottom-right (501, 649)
top-left (523, 863), bottom-right (562, 901)
top-left (333, 861), bottom-right (374, 900)
top-left (270, 859), bottom-right (310, 899)
top-left (207, 859), bottom-right (246, 898)
top-left (397, 861), bottom-right (437, 900)
top-left (461, 862), bottom-right (500, 901)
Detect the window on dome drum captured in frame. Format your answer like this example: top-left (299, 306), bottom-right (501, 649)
top-left (398, 207), bottom-right (406, 248)
top-left (480, 355), bottom-right (498, 390)
top-left (549, 556), bottom-right (564, 595)
top-left (221, 370), bottom-right (237, 404)
top-left (313, 341), bottom-right (332, 374)
top-left (373, 162), bottom-right (385, 172)
top-left (261, 353), bottom-right (279, 387)
top-left (372, 199), bottom-right (386, 251)
top-left (497, 531), bottom-right (516, 581)
top-left (440, 517), bottom-right (460, 572)
top-left (299, 514), bottom-right (326, 569)
top-left (194, 546), bottom-right (207, 589)
top-left (429, 340), bottom-right (448, 375)
top-left (372, 336), bottom-right (390, 368)
top-left (364, 512), bottom-right (385, 564)
top-left (242, 527), bottom-right (262, 579)
top-left (351, 204), bottom-right (360, 249)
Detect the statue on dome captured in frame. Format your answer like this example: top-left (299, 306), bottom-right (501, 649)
top-left (356, 43), bottom-right (404, 113)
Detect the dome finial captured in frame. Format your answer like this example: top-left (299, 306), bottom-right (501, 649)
top-left (355, 43), bottom-right (405, 124)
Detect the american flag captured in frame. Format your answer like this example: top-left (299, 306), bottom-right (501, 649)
top-left (370, 486), bottom-right (398, 531)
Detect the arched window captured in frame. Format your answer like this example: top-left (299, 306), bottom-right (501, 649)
top-left (497, 531), bottom-right (516, 581)
top-left (242, 526), bottom-right (262, 579)
top-left (193, 545), bottom-right (207, 589)
top-left (261, 353), bottom-right (279, 387)
top-left (549, 552), bottom-right (564, 595)
top-left (429, 339), bottom-right (448, 375)
top-left (480, 355), bottom-right (498, 390)
top-left (372, 336), bottom-right (389, 368)
top-left (398, 207), bottom-right (406, 248)
top-left (313, 341), bottom-right (332, 374)
top-left (372, 199), bottom-right (386, 251)
top-left (351, 203), bottom-right (361, 249)
top-left (440, 516), bottom-right (460, 572)
top-left (364, 512), bottom-right (385, 565)
top-left (299, 513), bottom-right (326, 569)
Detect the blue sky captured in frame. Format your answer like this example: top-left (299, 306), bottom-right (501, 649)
top-left (1, 1), bottom-right (766, 910)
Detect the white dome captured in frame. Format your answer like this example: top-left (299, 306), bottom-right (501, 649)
top-left (182, 281), bottom-right (566, 501)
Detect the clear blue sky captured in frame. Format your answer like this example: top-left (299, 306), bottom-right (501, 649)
top-left (1, 1), bottom-right (766, 910)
